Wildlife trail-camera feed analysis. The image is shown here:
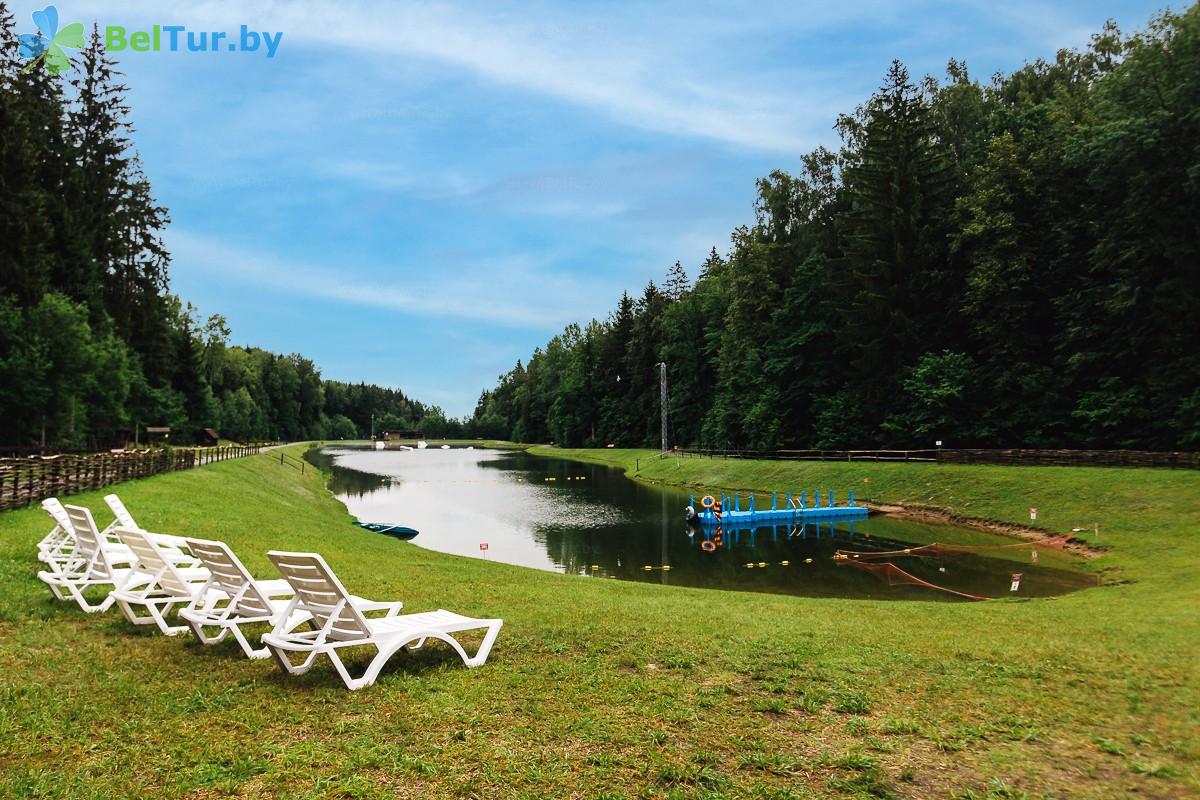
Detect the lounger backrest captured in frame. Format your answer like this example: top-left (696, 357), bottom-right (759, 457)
top-left (268, 551), bottom-right (371, 642)
top-left (116, 528), bottom-right (196, 596)
top-left (104, 494), bottom-right (140, 530)
top-left (186, 538), bottom-right (273, 616)
top-left (63, 504), bottom-right (105, 566)
top-left (42, 497), bottom-right (73, 535)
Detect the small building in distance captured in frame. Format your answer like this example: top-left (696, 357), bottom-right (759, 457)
top-left (381, 430), bottom-right (424, 441)
top-left (144, 426), bottom-right (171, 445)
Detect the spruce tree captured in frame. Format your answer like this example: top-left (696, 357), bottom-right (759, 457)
top-left (835, 60), bottom-right (957, 443)
top-left (0, 3), bottom-right (53, 302)
top-left (664, 260), bottom-right (689, 301)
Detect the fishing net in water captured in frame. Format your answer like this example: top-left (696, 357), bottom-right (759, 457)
top-left (832, 533), bottom-right (1076, 600)
top-left (833, 533), bottom-right (1074, 562)
top-left (837, 558), bottom-right (991, 601)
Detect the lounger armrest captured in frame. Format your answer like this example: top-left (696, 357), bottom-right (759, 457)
top-left (348, 596), bottom-right (403, 617)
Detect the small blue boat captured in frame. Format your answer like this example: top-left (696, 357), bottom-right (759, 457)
top-left (353, 520), bottom-right (419, 539)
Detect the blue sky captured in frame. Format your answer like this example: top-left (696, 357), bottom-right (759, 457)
top-left (21, 0), bottom-right (1169, 416)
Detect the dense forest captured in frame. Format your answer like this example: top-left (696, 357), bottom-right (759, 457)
top-left (0, 6), bottom-right (453, 448)
top-left (471, 7), bottom-right (1199, 451)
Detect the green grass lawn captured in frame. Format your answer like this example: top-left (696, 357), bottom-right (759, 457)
top-left (1, 445), bottom-right (1196, 799)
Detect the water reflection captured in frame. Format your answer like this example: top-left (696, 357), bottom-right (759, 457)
top-left (307, 446), bottom-right (1096, 601)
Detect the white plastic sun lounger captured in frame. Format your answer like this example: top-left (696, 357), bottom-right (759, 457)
top-left (109, 528), bottom-right (223, 635)
top-left (38, 494), bottom-right (188, 571)
top-left (38, 498), bottom-right (76, 561)
top-left (38, 497), bottom-right (135, 572)
top-left (178, 537), bottom-right (302, 658)
top-left (37, 505), bottom-right (145, 612)
top-left (262, 551), bottom-right (503, 690)
top-left (102, 493), bottom-right (193, 552)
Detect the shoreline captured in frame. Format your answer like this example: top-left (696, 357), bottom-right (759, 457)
top-left (525, 446), bottom-right (1111, 560)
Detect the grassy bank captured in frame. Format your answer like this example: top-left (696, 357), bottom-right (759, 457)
top-left (0, 446), bottom-right (1197, 798)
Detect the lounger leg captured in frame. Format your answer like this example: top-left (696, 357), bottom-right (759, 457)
top-left (398, 621), bottom-right (504, 671)
top-left (464, 620), bottom-right (504, 667)
top-left (63, 580), bottom-right (116, 614)
top-left (328, 648), bottom-right (375, 691)
top-left (342, 643), bottom-right (411, 691)
top-left (230, 624), bottom-right (270, 659)
top-left (269, 644), bottom-right (320, 676)
top-left (118, 598), bottom-right (188, 635)
top-left (185, 619), bottom-right (231, 646)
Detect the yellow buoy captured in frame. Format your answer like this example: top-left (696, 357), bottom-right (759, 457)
top-left (757, 562), bottom-right (767, 568)
top-left (805, 558), bottom-right (813, 564)
top-left (744, 563), bottom-right (754, 569)
top-left (642, 565), bottom-right (652, 571)
top-left (661, 565), bottom-right (672, 571)
top-left (780, 560), bottom-right (790, 566)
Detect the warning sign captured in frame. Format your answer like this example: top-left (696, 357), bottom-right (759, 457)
top-left (479, 543), bottom-right (489, 551)
top-left (1029, 507), bottom-right (1038, 520)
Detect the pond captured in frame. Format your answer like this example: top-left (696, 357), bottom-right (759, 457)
top-left (305, 446), bottom-right (1097, 601)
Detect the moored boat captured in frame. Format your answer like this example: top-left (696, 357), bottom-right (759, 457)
top-left (353, 520), bottom-right (419, 539)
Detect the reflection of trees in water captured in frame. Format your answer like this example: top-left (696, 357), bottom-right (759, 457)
top-left (303, 446), bottom-right (394, 499)
top-left (306, 446), bottom-right (1092, 600)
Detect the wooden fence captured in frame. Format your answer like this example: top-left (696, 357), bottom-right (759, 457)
top-left (936, 448), bottom-right (1199, 469)
top-left (675, 447), bottom-right (1197, 469)
top-left (0, 444), bottom-right (273, 511)
top-left (676, 448), bottom-right (937, 462)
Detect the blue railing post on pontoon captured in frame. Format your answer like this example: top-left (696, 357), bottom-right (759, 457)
top-left (691, 485), bottom-right (866, 530)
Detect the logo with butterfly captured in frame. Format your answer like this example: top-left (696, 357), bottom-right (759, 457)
top-left (19, 5), bottom-right (84, 75)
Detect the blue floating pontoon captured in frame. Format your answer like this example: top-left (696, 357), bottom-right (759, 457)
top-left (687, 489), bottom-right (868, 526)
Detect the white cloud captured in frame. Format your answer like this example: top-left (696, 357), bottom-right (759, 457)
top-left (75, 0), bottom-right (847, 153)
top-left (167, 228), bottom-right (616, 329)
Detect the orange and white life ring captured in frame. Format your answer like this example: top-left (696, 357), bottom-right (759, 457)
top-left (700, 539), bottom-right (716, 552)
top-left (701, 495), bottom-right (716, 509)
